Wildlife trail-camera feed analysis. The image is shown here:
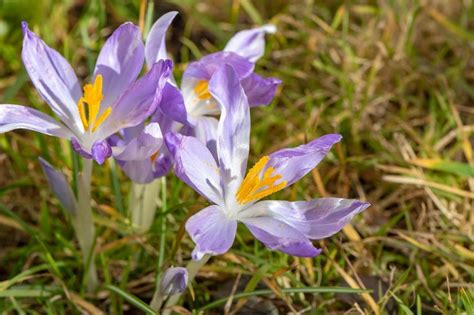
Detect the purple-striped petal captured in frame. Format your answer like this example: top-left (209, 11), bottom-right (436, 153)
top-left (241, 198), bottom-right (370, 240)
top-left (183, 52), bottom-right (254, 81)
top-left (185, 205), bottom-right (237, 260)
top-left (117, 159), bottom-right (155, 184)
top-left (165, 132), bottom-right (223, 205)
top-left (224, 24), bottom-right (276, 62)
top-left (264, 134), bottom-right (342, 189)
top-left (97, 59), bottom-right (172, 138)
top-left (21, 22), bottom-right (82, 133)
top-left (193, 116), bottom-right (219, 160)
top-left (151, 149), bottom-right (173, 178)
top-left (159, 267), bottom-right (188, 295)
top-left (241, 216), bottom-right (321, 257)
top-left (39, 157), bottom-right (77, 214)
top-left (241, 73), bottom-right (281, 107)
top-left (94, 22), bottom-right (145, 106)
top-left (113, 123), bottom-right (162, 161)
top-left (145, 11), bottom-right (178, 68)
top-left (71, 137), bottom-right (92, 159)
top-left (0, 104), bottom-right (73, 138)
top-left (209, 65), bottom-right (250, 200)
top-left (157, 83), bottom-right (189, 125)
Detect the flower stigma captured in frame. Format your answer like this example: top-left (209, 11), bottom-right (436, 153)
top-left (77, 74), bottom-right (111, 132)
top-left (236, 156), bottom-right (287, 204)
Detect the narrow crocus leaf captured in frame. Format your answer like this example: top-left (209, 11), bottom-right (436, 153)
top-left (159, 267), bottom-right (188, 295)
top-left (410, 158), bottom-right (474, 177)
top-left (39, 158), bottom-right (77, 214)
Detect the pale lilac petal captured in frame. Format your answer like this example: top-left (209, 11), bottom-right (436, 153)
top-left (91, 139), bottom-right (112, 165)
top-left (97, 59), bottom-right (172, 138)
top-left (151, 150), bottom-right (173, 178)
top-left (183, 52), bottom-right (254, 81)
top-left (0, 104), bottom-right (73, 138)
top-left (242, 199), bottom-right (370, 240)
top-left (241, 73), bottom-right (281, 107)
top-left (117, 159), bottom-right (155, 184)
top-left (265, 134), bottom-right (342, 189)
top-left (113, 123), bottom-right (162, 161)
top-left (224, 24), bottom-right (276, 62)
top-left (145, 11), bottom-right (178, 68)
top-left (71, 137), bottom-right (92, 159)
top-left (39, 157), bottom-right (77, 214)
top-left (185, 205), bottom-right (237, 260)
top-left (192, 116), bottom-right (219, 160)
top-left (21, 22), bottom-right (82, 132)
top-left (165, 133), bottom-right (223, 205)
top-left (157, 83), bottom-right (189, 125)
top-left (181, 116), bottom-right (219, 159)
top-left (240, 216), bottom-right (321, 257)
top-left (209, 65), bottom-right (250, 200)
top-left (94, 22), bottom-right (145, 106)
top-left (159, 267), bottom-right (188, 295)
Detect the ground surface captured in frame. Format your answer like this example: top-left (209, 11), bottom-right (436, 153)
top-left (0, 0), bottom-right (473, 314)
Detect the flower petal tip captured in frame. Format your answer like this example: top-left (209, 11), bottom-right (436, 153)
top-left (262, 24), bottom-right (277, 33)
top-left (92, 140), bottom-right (112, 165)
top-left (164, 132), bottom-right (181, 155)
top-left (159, 267), bottom-right (188, 295)
top-left (21, 21), bottom-right (29, 34)
top-left (316, 133), bottom-right (343, 149)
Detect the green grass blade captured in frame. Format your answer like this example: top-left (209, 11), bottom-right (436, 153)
top-left (105, 284), bottom-right (157, 314)
top-left (410, 159), bottom-right (474, 177)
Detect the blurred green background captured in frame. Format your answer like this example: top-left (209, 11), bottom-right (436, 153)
top-left (0, 0), bottom-right (473, 313)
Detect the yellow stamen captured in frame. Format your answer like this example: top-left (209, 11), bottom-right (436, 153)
top-left (194, 80), bottom-right (212, 100)
top-left (150, 151), bottom-right (159, 162)
top-left (76, 74), bottom-right (110, 132)
top-left (92, 107), bottom-right (112, 132)
top-left (236, 156), bottom-right (287, 204)
top-left (77, 99), bottom-right (89, 130)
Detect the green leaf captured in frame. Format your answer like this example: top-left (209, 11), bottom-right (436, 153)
top-left (410, 159), bottom-right (474, 177)
top-left (0, 285), bottom-right (58, 298)
top-left (460, 288), bottom-right (474, 314)
top-left (105, 284), bottom-right (157, 314)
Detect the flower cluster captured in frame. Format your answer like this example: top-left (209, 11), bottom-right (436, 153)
top-left (0, 11), bottom-right (369, 284)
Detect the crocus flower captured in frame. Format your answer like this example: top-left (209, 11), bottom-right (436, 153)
top-left (0, 22), bottom-right (171, 164)
top-left (166, 65), bottom-right (369, 260)
top-left (159, 267), bottom-right (188, 296)
top-left (146, 12), bottom-right (281, 148)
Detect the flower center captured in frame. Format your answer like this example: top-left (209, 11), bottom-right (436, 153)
top-left (77, 74), bottom-right (111, 132)
top-left (236, 156), bottom-right (287, 205)
top-left (193, 80), bottom-right (212, 100)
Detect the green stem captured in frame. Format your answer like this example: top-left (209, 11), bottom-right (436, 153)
top-left (149, 176), bottom-right (168, 311)
top-left (73, 158), bottom-right (98, 292)
top-left (161, 255), bottom-right (211, 314)
top-left (129, 180), bottom-right (161, 233)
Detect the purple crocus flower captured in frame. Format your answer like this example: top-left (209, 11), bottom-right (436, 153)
top-left (165, 65), bottom-right (370, 260)
top-left (159, 267), bottom-right (188, 295)
top-left (0, 22), bottom-right (171, 164)
top-left (147, 12), bottom-right (281, 146)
